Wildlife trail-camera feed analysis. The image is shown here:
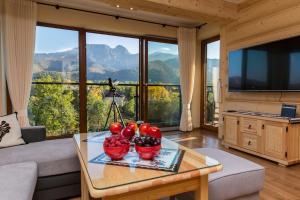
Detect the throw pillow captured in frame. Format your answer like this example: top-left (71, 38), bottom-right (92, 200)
top-left (0, 113), bottom-right (25, 148)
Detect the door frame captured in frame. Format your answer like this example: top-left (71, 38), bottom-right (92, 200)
top-left (200, 35), bottom-right (220, 132)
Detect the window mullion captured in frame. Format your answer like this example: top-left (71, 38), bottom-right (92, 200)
top-left (79, 30), bottom-right (87, 133)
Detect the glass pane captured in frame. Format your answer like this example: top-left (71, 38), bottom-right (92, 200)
top-left (205, 40), bottom-right (220, 127)
top-left (147, 85), bottom-right (181, 127)
top-left (30, 26), bottom-right (80, 137)
top-left (148, 42), bottom-right (179, 85)
top-left (86, 33), bottom-right (139, 83)
top-left (28, 83), bottom-right (79, 137)
top-left (87, 85), bottom-right (139, 132)
top-left (34, 26), bottom-right (79, 83)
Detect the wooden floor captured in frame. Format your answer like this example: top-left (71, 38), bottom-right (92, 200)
top-left (164, 128), bottom-right (300, 200)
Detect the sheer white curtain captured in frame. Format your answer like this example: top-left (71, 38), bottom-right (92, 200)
top-left (3, 0), bottom-right (37, 126)
top-left (178, 27), bottom-right (196, 132)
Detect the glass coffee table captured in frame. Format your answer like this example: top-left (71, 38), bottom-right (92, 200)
top-left (73, 132), bottom-right (222, 200)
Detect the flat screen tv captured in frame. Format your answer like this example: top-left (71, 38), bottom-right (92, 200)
top-left (228, 36), bottom-right (300, 91)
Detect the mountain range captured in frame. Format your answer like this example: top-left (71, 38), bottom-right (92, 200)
top-left (33, 44), bottom-right (180, 84)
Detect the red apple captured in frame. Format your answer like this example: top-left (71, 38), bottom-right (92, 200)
top-left (121, 126), bottom-right (136, 140)
top-left (147, 126), bottom-right (162, 139)
top-left (109, 122), bottom-right (123, 135)
top-left (127, 121), bottom-right (138, 132)
top-left (139, 123), bottom-right (150, 136)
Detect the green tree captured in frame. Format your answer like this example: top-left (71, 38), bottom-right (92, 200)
top-left (148, 86), bottom-right (180, 126)
top-left (28, 75), bottom-right (78, 136)
top-left (87, 86), bottom-right (109, 132)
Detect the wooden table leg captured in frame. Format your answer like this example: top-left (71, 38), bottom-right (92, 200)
top-left (195, 175), bottom-right (208, 200)
top-left (81, 170), bottom-right (90, 200)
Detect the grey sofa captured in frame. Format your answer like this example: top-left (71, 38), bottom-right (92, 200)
top-left (176, 148), bottom-right (265, 200)
top-left (0, 127), bottom-right (81, 200)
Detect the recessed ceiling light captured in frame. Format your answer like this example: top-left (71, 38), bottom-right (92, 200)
top-left (116, 5), bottom-right (120, 8)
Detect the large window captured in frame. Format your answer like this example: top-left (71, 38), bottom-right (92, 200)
top-left (146, 41), bottom-right (181, 126)
top-left (28, 24), bottom-right (181, 137)
top-left (201, 37), bottom-right (220, 130)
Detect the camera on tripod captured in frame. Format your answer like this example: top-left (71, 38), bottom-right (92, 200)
top-left (108, 78), bottom-right (118, 93)
top-left (103, 78), bottom-right (125, 130)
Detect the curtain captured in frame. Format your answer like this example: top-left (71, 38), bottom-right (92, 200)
top-left (3, 0), bottom-right (37, 127)
top-left (178, 27), bottom-right (196, 132)
top-left (0, 0), bottom-right (5, 116)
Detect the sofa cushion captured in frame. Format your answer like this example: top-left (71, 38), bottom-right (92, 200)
top-left (197, 148), bottom-right (265, 200)
top-left (0, 138), bottom-right (80, 177)
top-left (176, 148), bottom-right (265, 200)
top-left (0, 113), bottom-right (25, 148)
top-left (0, 162), bottom-right (37, 200)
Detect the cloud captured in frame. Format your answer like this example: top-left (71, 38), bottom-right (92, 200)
top-left (57, 47), bottom-right (74, 52)
top-left (160, 47), bottom-right (171, 51)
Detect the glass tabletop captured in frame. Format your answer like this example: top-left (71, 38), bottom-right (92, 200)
top-left (73, 132), bottom-right (221, 190)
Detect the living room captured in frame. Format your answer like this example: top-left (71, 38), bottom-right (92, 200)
top-left (0, 0), bottom-right (300, 200)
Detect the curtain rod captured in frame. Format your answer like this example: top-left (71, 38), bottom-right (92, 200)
top-left (36, 2), bottom-right (207, 29)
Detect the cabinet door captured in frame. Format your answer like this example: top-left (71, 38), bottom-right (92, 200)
top-left (224, 116), bottom-right (239, 145)
top-left (264, 123), bottom-right (287, 160)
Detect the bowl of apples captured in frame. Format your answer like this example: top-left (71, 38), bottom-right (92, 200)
top-left (134, 136), bottom-right (161, 160)
top-left (103, 135), bottom-right (130, 160)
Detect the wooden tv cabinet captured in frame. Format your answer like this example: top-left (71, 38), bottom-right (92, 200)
top-left (222, 111), bottom-right (300, 166)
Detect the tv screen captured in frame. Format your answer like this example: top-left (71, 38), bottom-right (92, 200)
top-left (228, 36), bottom-right (300, 91)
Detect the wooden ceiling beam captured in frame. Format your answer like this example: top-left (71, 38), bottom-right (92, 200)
top-left (94, 0), bottom-right (238, 24)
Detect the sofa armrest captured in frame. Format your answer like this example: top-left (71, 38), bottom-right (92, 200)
top-left (21, 126), bottom-right (46, 143)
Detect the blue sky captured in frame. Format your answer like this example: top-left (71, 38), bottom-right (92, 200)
top-left (207, 40), bottom-right (220, 59)
top-left (35, 26), bottom-right (219, 58)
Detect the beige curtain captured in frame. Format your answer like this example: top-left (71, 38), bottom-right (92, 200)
top-left (178, 27), bottom-right (196, 132)
top-left (0, 0), bottom-right (5, 116)
top-left (3, 0), bottom-right (37, 126)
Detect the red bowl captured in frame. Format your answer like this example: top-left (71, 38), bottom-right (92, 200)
top-left (104, 144), bottom-right (130, 160)
top-left (135, 144), bottom-right (161, 160)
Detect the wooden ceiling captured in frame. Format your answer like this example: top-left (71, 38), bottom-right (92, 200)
top-left (224, 0), bottom-right (249, 4)
top-left (38, 0), bottom-right (260, 26)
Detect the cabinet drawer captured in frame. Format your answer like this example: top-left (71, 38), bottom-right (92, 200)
top-left (241, 118), bottom-right (258, 134)
top-left (242, 133), bottom-right (258, 152)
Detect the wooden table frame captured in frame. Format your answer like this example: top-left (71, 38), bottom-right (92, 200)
top-left (81, 169), bottom-right (208, 200)
top-left (74, 134), bottom-right (221, 200)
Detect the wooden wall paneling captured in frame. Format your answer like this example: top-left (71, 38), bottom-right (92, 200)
top-left (218, 26), bottom-right (227, 138)
top-left (235, 0), bottom-right (300, 27)
top-left (220, 0), bottom-right (300, 117)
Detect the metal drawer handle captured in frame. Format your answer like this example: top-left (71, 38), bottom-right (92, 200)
top-left (248, 125), bottom-right (252, 129)
top-left (248, 141), bottom-right (252, 145)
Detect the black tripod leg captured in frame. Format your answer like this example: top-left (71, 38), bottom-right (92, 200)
top-left (115, 102), bottom-right (126, 127)
top-left (104, 101), bottom-right (114, 130)
top-left (113, 103), bottom-right (117, 122)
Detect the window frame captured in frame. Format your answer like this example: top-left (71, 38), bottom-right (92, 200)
top-left (200, 35), bottom-right (220, 132)
top-left (7, 22), bottom-right (181, 136)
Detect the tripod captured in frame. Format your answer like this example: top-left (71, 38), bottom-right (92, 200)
top-left (103, 88), bottom-right (126, 130)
